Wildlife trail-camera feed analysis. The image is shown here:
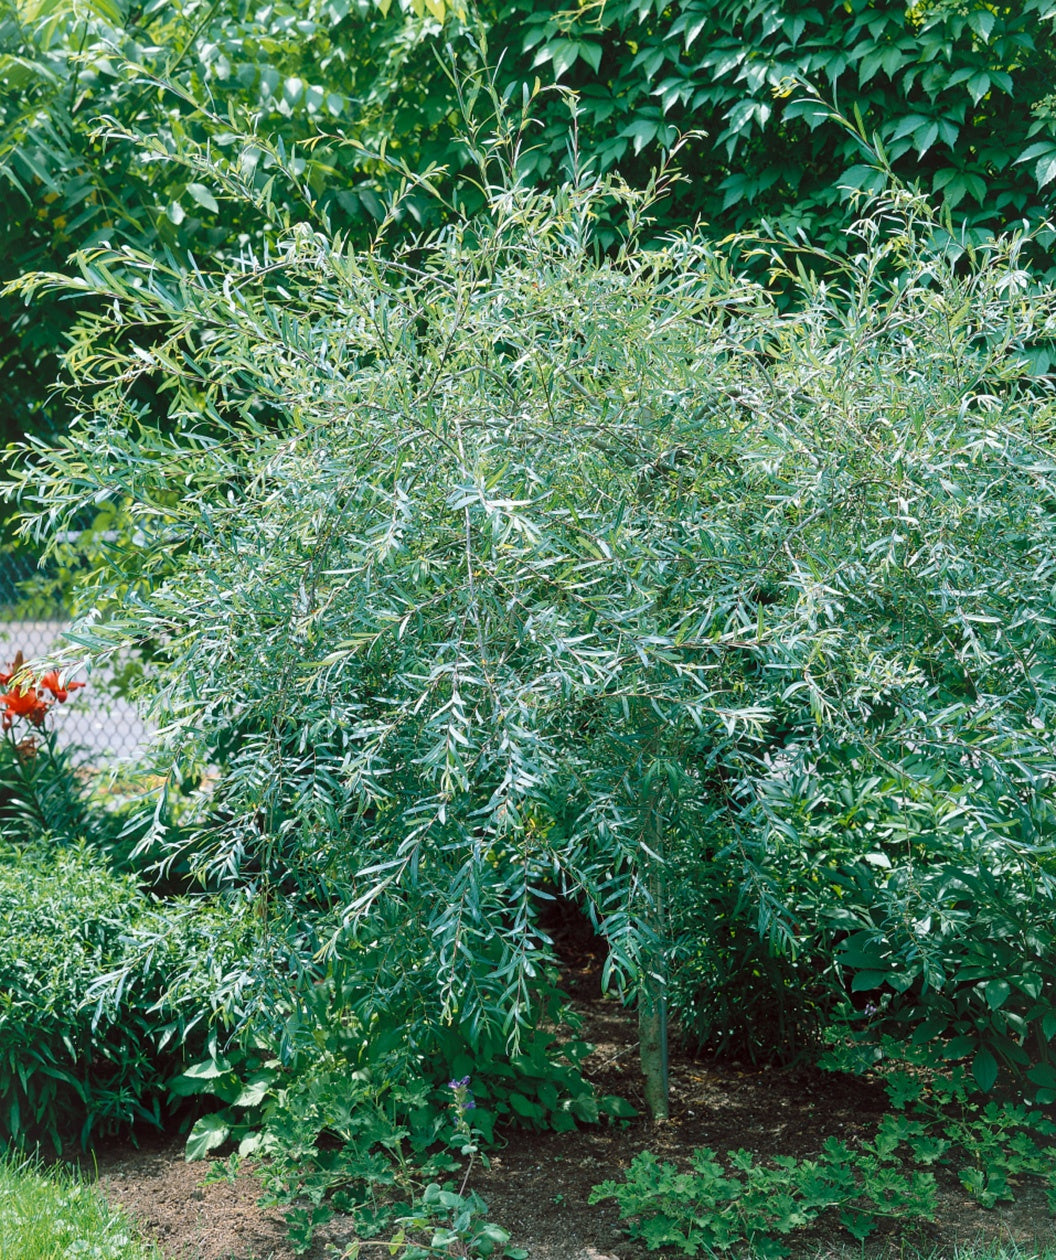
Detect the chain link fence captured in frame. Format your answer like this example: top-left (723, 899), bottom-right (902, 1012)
top-left (0, 544), bottom-right (151, 762)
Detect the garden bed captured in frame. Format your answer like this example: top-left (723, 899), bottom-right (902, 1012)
top-left (82, 978), bottom-right (1055, 1260)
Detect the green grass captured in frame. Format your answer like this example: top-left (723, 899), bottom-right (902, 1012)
top-left (815, 1247), bottom-right (1056, 1260)
top-left (924, 1251), bottom-right (1055, 1260)
top-left (925, 1251), bottom-right (1053, 1260)
top-left (0, 1152), bottom-right (161, 1259)
top-left (960, 1252), bottom-right (1056, 1260)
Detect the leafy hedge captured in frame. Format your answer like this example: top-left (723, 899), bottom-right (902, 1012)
top-left (671, 757), bottom-right (1056, 1087)
top-left (0, 841), bottom-right (245, 1149)
top-left (493, 0), bottom-right (1056, 250)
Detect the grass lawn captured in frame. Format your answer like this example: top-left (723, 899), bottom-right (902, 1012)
top-left (0, 1152), bottom-right (161, 1260)
top-left (872, 1251), bottom-right (1056, 1260)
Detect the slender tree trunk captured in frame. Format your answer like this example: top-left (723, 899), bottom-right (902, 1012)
top-left (639, 968), bottom-right (669, 1121)
top-left (639, 800), bottom-right (669, 1121)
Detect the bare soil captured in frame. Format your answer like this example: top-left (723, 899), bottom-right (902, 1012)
top-left (83, 970), bottom-right (1056, 1260)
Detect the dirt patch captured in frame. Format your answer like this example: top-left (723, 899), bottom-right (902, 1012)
top-left (83, 980), bottom-right (1056, 1259)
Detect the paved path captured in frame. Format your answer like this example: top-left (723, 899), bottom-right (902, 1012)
top-left (0, 619), bottom-right (152, 761)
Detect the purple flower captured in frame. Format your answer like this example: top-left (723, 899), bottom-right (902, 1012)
top-left (448, 1075), bottom-right (475, 1117)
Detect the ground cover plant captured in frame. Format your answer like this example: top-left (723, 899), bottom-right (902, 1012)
top-left (591, 1064), bottom-right (1056, 1255)
top-left (171, 987), bottom-right (628, 1249)
top-left (57, 998), bottom-right (1056, 1258)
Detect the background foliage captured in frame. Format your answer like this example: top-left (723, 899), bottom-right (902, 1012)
top-left (499, 0), bottom-right (1056, 247)
top-left (4, 0), bottom-right (1056, 449)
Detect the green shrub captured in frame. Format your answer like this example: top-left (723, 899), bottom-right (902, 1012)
top-left (489, 0), bottom-right (1056, 259)
top-left (670, 747), bottom-right (1056, 1079)
top-left (0, 840), bottom-right (251, 1149)
top-left (11, 109), bottom-right (1056, 1106)
top-left (5, 0), bottom-right (1056, 612)
top-left (823, 851), bottom-right (1056, 1093)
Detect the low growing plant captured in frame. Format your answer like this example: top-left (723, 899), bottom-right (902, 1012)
top-left (361, 1181), bottom-right (527, 1260)
top-left (325, 1077), bottom-right (526, 1260)
top-left (177, 949), bottom-right (632, 1251)
top-left (594, 1054), bottom-right (1056, 1255)
top-left (820, 1043), bottom-right (1056, 1212)
top-left (199, 1072), bottom-right (528, 1256)
top-left (590, 1131), bottom-right (937, 1256)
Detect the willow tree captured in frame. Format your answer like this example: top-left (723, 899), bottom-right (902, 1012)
top-left (9, 107), bottom-right (1056, 1116)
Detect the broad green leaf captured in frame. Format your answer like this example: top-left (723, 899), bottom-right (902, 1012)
top-left (233, 1071), bottom-right (275, 1108)
top-left (620, 117), bottom-right (659, 153)
top-left (507, 1092), bottom-right (542, 1118)
top-left (967, 9), bottom-right (995, 40)
top-left (1028, 1063), bottom-right (1056, 1088)
top-left (850, 970), bottom-right (889, 992)
top-left (966, 71), bottom-right (990, 104)
top-left (577, 41), bottom-right (603, 74)
top-left (914, 121), bottom-right (939, 156)
top-left (182, 1057), bottom-right (231, 1079)
top-left (983, 978), bottom-right (1011, 1010)
top-left (185, 1114), bottom-right (230, 1161)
